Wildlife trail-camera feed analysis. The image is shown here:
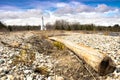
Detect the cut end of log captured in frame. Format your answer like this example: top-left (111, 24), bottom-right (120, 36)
top-left (99, 56), bottom-right (116, 76)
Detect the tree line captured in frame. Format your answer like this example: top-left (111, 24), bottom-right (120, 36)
top-left (0, 21), bottom-right (40, 31)
top-left (46, 20), bottom-right (120, 32)
top-left (0, 20), bottom-right (120, 32)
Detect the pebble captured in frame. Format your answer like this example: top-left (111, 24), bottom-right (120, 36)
top-left (1, 76), bottom-right (7, 80)
top-left (7, 75), bottom-right (14, 80)
top-left (105, 77), bottom-right (112, 80)
top-left (0, 59), bottom-right (5, 64)
top-left (55, 75), bottom-right (64, 80)
top-left (8, 60), bottom-right (12, 64)
top-left (48, 76), bottom-right (52, 80)
top-left (116, 67), bottom-right (120, 73)
top-left (24, 70), bottom-right (32, 74)
top-left (0, 68), bottom-right (3, 73)
top-left (4, 70), bottom-right (9, 74)
top-left (26, 75), bottom-right (33, 80)
top-left (0, 46), bottom-right (3, 52)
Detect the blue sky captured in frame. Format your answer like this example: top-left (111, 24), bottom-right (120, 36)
top-left (0, 0), bottom-right (120, 9)
top-left (0, 0), bottom-right (120, 26)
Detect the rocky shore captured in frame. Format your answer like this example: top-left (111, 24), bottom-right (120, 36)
top-left (0, 31), bottom-right (120, 80)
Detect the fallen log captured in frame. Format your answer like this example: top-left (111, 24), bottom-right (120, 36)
top-left (49, 37), bottom-right (116, 76)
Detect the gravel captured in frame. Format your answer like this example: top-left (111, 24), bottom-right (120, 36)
top-left (0, 32), bottom-right (59, 80)
top-left (0, 31), bottom-right (119, 80)
top-left (60, 32), bottom-right (120, 80)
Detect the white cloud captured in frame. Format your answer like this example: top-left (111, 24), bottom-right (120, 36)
top-left (52, 10), bottom-right (120, 26)
top-left (95, 4), bottom-right (113, 12)
top-left (55, 2), bottom-right (117, 14)
top-left (56, 2), bottom-right (68, 7)
top-left (0, 1), bottom-right (120, 26)
top-left (52, 1), bottom-right (120, 26)
top-left (0, 5), bottom-right (19, 11)
top-left (0, 9), bottom-right (43, 19)
top-left (4, 18), bottom-right (41, 25)
top-left (30, 1), bottom-right (56, 10)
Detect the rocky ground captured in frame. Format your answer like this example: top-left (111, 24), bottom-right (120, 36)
top-left (60, 32), bottom-right (120, 80)
top-left (0, 31), bottom-right (120, 80)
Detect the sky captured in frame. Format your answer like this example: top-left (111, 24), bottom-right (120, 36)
top-left (0, 0), bottom-right (120, 26)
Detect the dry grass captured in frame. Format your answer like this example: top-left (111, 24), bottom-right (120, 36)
top-left (34, 66), bottom-right (50, 77)
top-left (12, 49), bottom-right (35, 66)
top-left (103, 31), bottom-right (109, 35)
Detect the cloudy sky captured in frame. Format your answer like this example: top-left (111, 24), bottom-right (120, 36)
top-left (0, 0), bottom-right (120, 26)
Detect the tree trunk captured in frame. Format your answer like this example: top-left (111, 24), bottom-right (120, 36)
top-left (49, 37), bottom-right (116, 76)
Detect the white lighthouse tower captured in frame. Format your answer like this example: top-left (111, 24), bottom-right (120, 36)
top-left (41, 16), bottom-right (46, 30)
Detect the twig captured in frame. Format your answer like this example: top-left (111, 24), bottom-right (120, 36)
top-left (72, 51), bottom-right (97, 80)
top-left (84, 64), bottom-right (97, 80)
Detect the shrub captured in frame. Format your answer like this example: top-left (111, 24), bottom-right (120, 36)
top-left (53, 41), bottom-right (65, 50)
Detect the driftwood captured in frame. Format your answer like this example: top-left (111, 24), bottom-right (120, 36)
top-left (49, 37), bottom-right (116, 76)
top-left (1, 41), bottom-right (21, 48)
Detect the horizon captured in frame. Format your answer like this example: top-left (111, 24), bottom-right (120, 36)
top-left (0, 0), bottom-right (120, 26)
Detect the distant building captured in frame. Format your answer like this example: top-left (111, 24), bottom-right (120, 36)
top-left (41, 16), bottom-right (46, 30)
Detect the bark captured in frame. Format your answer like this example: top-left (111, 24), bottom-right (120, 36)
top-left (49, 37), bottom-right (116, 76)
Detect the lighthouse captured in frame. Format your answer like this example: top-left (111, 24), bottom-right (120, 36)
top-left (41, 16), bottom-right (46, 30)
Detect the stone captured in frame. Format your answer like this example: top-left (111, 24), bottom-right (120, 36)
top-left (0, 68), bottom-right (3, 73)
top-left (48, 76), bottom-right (52, 80)
top-left (55, 75), bottom-right (64, 80)
top-left (0, 59), bottom-right (5, 64)
top-left (1, 76), bottom-right (7, 80)
top-left (7, 75), bottom-right (14, 80)
top-left (8, 60), bottom-right (12, 64)
top-left (0, 72), bottom-right (5, 78)
top-left (4, 70), bottom-right (9, 74)
top-left (26, 75), bottom-right (32, 80)
top-left (36, 75), bottom-right (44, 80)
top-left (11, 41), bottom-right (21, 47)
top-left (105, 77), bottom-right (111, 80)
top-left (116, 67), bottom-right (120, 73)
top-left (0, 46), bottom-right (3, 51)
top-left (24, 70), bottom-right (32, 74)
